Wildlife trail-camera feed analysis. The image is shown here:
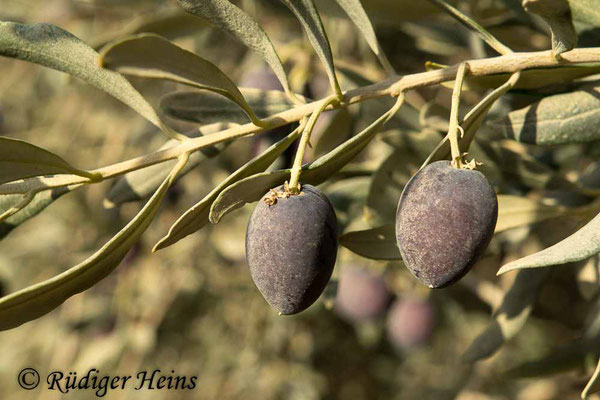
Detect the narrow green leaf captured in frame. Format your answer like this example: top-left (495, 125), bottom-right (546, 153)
top-left (175, 0), bottom-right (292, 97)
top-left (491, 84), bottom-right (600, 145)
top-left (153, 126), bottom-right (302, 251)
top-left (105, 124), bottom-right (235, 207)
top-left (99, 33), bottom-right (264, 126)
top-left (339, 224), bottom-right (400, 260)
top-left (583, 358), bottom-right (600, 399)
top-left (160, 88), bottom-right (296, 125)
top-left (0, 137), bottom-right (97, 185)
top-left (332, 0), bottom-right (395, 74)
top-left (523, 0), bottom-right (577, 57)
top-left (0, 22), bottom-right (169, 135)
top-left (312, 108), bottom-right (353, 158)
top-left (280, 0), bottom-right (342, 97)
top-left (209, 96), bottom-right (404, 223)
top-left (0, 187), bottom-right (72, 240)
top-left (495, 195), bottom-right (566, 233)
top-left (0, 156), bottom-right (188, 330)
top-left (498, 211), bottom-right (600, 274)
top-left (462, 269), bottom-right (548, 363)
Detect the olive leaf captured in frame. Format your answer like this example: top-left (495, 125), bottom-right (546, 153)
top-left (312, 108), bottom-right (353, 157)
top-left (462, 269), bottom-right (549, 363)
top-left (105, 123), bottom-right (236, 207)
top-left (153, 126), bottom-right (303, 251)
top-left (175, 0), bottom-right (292, 97)
top-left (339, 224), bottom-right (401, 260)
top-left (160, 88), bottom-right (297, 125)
top-left (0, 137), bottom-right (98, 185)
top-left (99, 33), bottom-right (264, 126)
top-left (208, 96), bottom-right (404, 224)
top-left (490, 84), bottom-right (600, 145)
top-left (583, 359), bottom-right (600, 399)
top-left (495, 195), bottom-right (566, 233)
top-left (0, 155), bottom-right (188, 331)
top-left (0, 187), bottom-right (72, 240)
top-left (570, 0), bottom-right (600, 26)
top-left (331, 0), bottom-right (395, 74)
top-left (279, 0), bottom-right (342, 97)
top-left (91, 9), bottom-right (207, 49)
top-left (498, 211), bottom-right (600, 274)
top-left (0, 22), bottom-right (171, 137)
top-left (523, 0), bottom-right (577, 57)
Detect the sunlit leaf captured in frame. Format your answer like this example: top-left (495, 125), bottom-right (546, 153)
top-left (175, 0), bottom-right (292, 96)
top-left (0, 22), bottom-right (169, 135)
top-left (99, 33), bottom-right (264, 126)
top-left (523, 0), bottom-right (577, 56)
top-left (339, 224), bottom-right (400, 260)
top-left (0, 155), bottom-right (188, 330)
top-left (495, 195), bottom-right (566, 233)
top-left (462, 269), bottom-right (549, 362)
top-left (583, 358), bottom-right (600, 399)
top-left (498, 211), bottom-right (600, 274)
top-left (490, 84), bottom-right (600, 145)
top-left (160, 88), bottom-right (297, 125)
top-left (280, 0), bottom-right (342, 97)
top-left (0, 137), bottom-right (97, 185)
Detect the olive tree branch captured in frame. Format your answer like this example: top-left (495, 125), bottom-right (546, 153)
top-left (2, 47), bottom-right (600, 196)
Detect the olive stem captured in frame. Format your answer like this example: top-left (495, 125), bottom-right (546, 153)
top-left (448, 62), bottom-right (469, 169)
top-left (288, 94), bottom-right (340, 193)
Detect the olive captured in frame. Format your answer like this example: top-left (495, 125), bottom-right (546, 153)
top-left (335, 265), bottom-right (391, 321)
top-left (245, 184), bottom-right (338, 314)
top-left (395, 161), bottom-right (498, 288)
top-left (386, 298), bottom-right (435, 350)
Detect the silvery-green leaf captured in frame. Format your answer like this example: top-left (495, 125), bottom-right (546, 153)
top-left (0, 156), bottom-right (187, 330)
top-left (583, 359), bottom-right (600, 399)
top-left (160, 88), bottom-right (296, 125)
top-left (339, 224), bottom-right (400, 260)
top-left (0, 22), bottom-right (169, 135)
top-left (153, 126), bottom-right (302, 251)
top-left (312, 108), bottom-right (353, 157)
top-left (280, 0), bottom-right (342, 97)
top-left (175, 0), bottom-right (292, 96)
top-left (495, 195), bottom-right (566, 233)
top-left (498, 211), bottom-right (600, 274)
top-left (523, 0), bottom-right (577, 56)
top-left (99, 33), bottom-right (263, 126)
top-left (209, 96), bottom-right (403, 223)
top-left (0, 187), bottom-right (71, 240)
top-left (462, 269), bottom-right (548, 362)
top-left (490, 84), bottom-right (600, 145)
top-left (106, 124), bottom-right (236, 207)
top-left (331, 0), bottom-right (394, 74)
top-left (0, 137), bottom-right (97, 185)
top-left (570, 0), bottom-right (600, 26)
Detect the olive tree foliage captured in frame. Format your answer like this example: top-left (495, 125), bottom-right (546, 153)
top-left (2, 0), bottom-right (600, 395)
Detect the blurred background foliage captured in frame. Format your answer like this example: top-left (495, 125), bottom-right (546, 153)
top-left (1, 0), bottom-right (600, 399)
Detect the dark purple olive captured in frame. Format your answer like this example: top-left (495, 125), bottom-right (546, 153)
top-left (335, 265), bottom-right (391, 321)
top-left (386, 298), bottom-right (435, 350)
top-left (395, 161), bottom-right (498, 288)
top-left (245, 184), bottom-right (338, 315)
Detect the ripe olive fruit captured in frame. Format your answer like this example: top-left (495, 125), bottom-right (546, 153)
top-left (386, 298), bottom-right (435, 350)
top-left (335, 265), bottom-right (391, 322)
top-left (395, 161), bottom-right (498, 288)
top-left (245, 184), bottom-right (338, 315)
